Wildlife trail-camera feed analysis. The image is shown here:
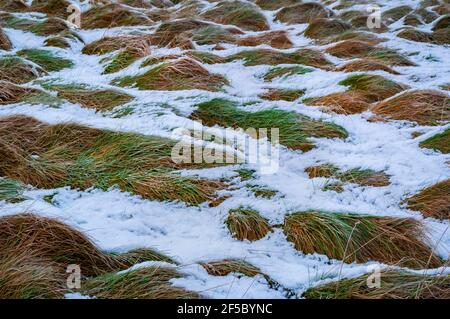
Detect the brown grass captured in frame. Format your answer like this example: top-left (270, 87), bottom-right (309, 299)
top-left (0, 81), bottom-right (40, 105)
top-left (372, 90), bottom-right (450, 125)
top-left (81, 4), bottom-right (153, 29)
top-left (0, 56), bottom-right (47, 84)
top-left (226, 207), bottom-right (271, 241)
top-left (406, 179), bottom-right (450, 220)
top-left (275, 2), bottom-right (333, 24)
top-left (0, 26), bottom-right (12, 50)
top-left (236, 30), bottom-right (293, 49)
top-left (259, 88), bottom-right (304, 102)
top-left (283, 211), bottom-right (442, 268)
top-left (305, 91), bottom-right (371, 115)
top-left (150, 19), bottom-right (211, 47)
top-left (82, 36), bottom-right (145, 55)
top-left (304, 19), bottom-right (352, 39)
top-left (304, 270), bottom-right (450, 299)
top-left (255, 0), bottom-right (299, 10)
top-left (201, 259), bottom-right (261, 277)
top-left (28, 0), bottom-right (71, 19)
top-left (336, 59), bottom-right (400, 75)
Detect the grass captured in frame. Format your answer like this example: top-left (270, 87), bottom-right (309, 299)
top-left (82, 36), bottom-right (142, 55)
top-left (255, 0), bottom-right (299, 10)
top-left (406, 179), bottom-right (449, 220)
top-left (44, 36), bottom-right (70, 49)
top-left (201, 259), bottom-right (262, 277)
top-left (41, 82), bottom-right (133, 112)
top-left (225, 48), bottom-right (333, 69)
top-left (190, 98), bottom-right (347, 151)
top-left (235, 168), bottom-right (256, 181)
top-left (305, 164), bottom-right (390, 187)
top-left (201, 1), bottom-right (269, 32)
top-left (28, 17), bottom-right (69, 36)
top-left (115, 248), bottom-right (176, 265)
top-left (0, 176), bottom-right (25, 202)
top-left (283, 211), bottom-right (442, 268)
top-left (383, 6), bottom-right (413, 25)
top-left (236, 30), bottom-right (293, 49)
top-left (0, 56), bottom-right (46, 84)
top-left (191, 25), bottom-right (238, 45)
top-left (29, 0), bottom-right (72, 19)
top-left (262, 66), bottom-right (313, 82)
top-left (81, 3), bottom-right (152, 29)
top-left (81, 267), bottom-right (199, 299)
top-left (113, 58), bottom-right (228, 91)
top-left (259, 88), bottom-right (305, 101)
top-left (151, 19), bottom-right (212, 47)
top-left (0, 115), bottom-right (225, 205)
top-left (275, 3), bottom-right (333, 24)
top-left (304, 91), bottom-right (371, 115)
top-left (185, 51), bottom-right (225, 64)
top-left (0, 26), bottom-right (12, 50)
top-left (304, 19), bottom-right (352, 39)
top-left (17, 49), bottom-right (73, 72)
top-left (371, 90), bottom-right (449, 126)
top-left (336, 59), bottom-right (399, 75)
top-left (103, 38), bottom-right (151, 74)
top-left (246, 184), bottom-right (277, 198)
top-left (304, 270), bottom-right (450, 299)
top-left (419, 128), bottom-right (450, 154)
top-left (226, 207), bottom-right (271, 241)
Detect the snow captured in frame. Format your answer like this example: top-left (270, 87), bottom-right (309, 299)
top-left (1, 0), bottom-right (449, 299)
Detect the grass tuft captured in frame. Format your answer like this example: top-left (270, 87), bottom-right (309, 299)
top-left (419, 128), bottom-right (450, 154)
top-left (226, 207), bottom-right (271, 241)
top-left (275, 3), bottom-right (333, 24)
top-left (0, 56), bottom-right (46, 84)
top-left (406, 179), bottom-right (450, 220)
top-left (17, 49), bottom-right (73, 72)
top-left (304, 19), bottom-right (352, 39)
top-left (0, 176), bottom-right (25, 202)
top-left (81, 4), bottom-right (153, 29)
top-left (201, 259), bottom-right (261, 277)
top-left (0, 26), bottom-right (12, 50)
top-left (262, 66), bottom-right (313, 82)
top-left (259, 88), bottom-right (305, 101)
top-left (283, 211), bottom-right (442, 268)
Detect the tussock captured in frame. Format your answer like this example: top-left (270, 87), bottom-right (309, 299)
top-left (283, 211), bottom-right (442, 268)
top-left (236, 30), bottom-right (293, 49)
top-left (371, 90), bottom-right (449, 125)
top-left (262, 66), bottom-right (313, 81)
top-left (114, 58), bottom-right (228, 91)
top-left (304, 19), bottom-right (352, 39)
top-left (103, 38), bottom-right (151, 74)
top-left (81, 4), bottom-right (153, 29)
top-left (419, 128), bottom-right (449, 154)
top-left (28, 0), bottom-right (72, 19)
top-left (255, 0), bottom-right (299, 10)
top-left (305, 91), bottom-right (371, 115)
top-left (226, 207), bottom-right (271, 241)
top-left (0, 176), bottom-right (25, 202)
top-left (383, 6), bottom-right (413, 25)
top-left (259, 88), bottom-right (304, 101)
top-left (17, 49), bottom-right (73, 72)
top-left (82, 36), bottom-right (145, 55)
top-left (275, 3), bottom-right (333, 24)
top-left (304, 270), bottom-right (450, 299)
top-left (336, 59), bottom-right (400, 75)
top-left (0, 27), bottom-right (12, 50)
top-left (81, 267), bottom-right (199, 299)
top-left (406, 179), bottom-right (450, 220)
top-left (0, 56), bottom-right (47, 84)
top-left (116, 248), bottom-right (176, 265)
top-left (0, 115), bottom-right (224, 205)
top-left (29, 17), bottom-right (70, 36)
top-left (151, 19), bottom-right (212, 47)
top-left (44, 36), bottom-right (70, 48)
top-left (201, 259), bottom-right (261, 277)
top-left (191, 98), bottom-right (347, 151)
top-left (0, 81), bottom-right (40, 105)
top-left (201, 1), bottom-right (269, 31)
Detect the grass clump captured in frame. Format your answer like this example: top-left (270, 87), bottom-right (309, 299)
top-left (236, 30), bottom-right (293, 49)
top-left (191, 25), bottom-right (239, 45)
top-left (28, 0), bottom-right (72, 19)
top-left (305, 164), bottom-right (390, 187)
top-left (383, 6), bottom-right (413, 25)
top-left (103, 41), bottom-right (151, 74)
top-left (406, 179), bottom-right (449, 220)
top-left (0, 56), bottom-right (46, 84)
top-left (201, 259), bottom-right (262, 277)
top-left (275, 2), bottom-right (333, 24)
top-left (336, 59), bottom-right (399, 75)
top-left (151, 19), bottom-right (213, 47)
top-left (226, 207), bottom-right (271, 241)
top-left (190, 98), bottom-right (347, 151)
top-left (115, 248), bottom-right (176, 265)
top-left (185, 51), bottom-right (225, 64)
top-left (41, 83), bottom-right (133, 112)
top-left (372, 90), bottom-right (449, 126)
top-left (235, 168), bottom-right (256, 181)
top-left (262, 66), bottom-right (313, 82)
top-left (259, 88), bottom-right (305, 101)
top-left (44, 36), bottom-right (71, 49)
top-left (113, 58), bottom-right (228, 91)
top-left (246, 184), bottom-right (277, 198)
top-left (304, 19), bottom-right (352, 40)
top-left (419, 128), bottom-right (450, 154)
top-left (201, 1), bottom-right (270, 31)
top-left (28, 17), bottom-right (70, 36)
top-left (225, 48), bottom-right (333, 69)
top-left (283, 211), bottom-right (442, 268)
top-left (255, 0), bottom-right (300, 10)
top-left (82, 36), bottom-right (145, 55)
top-left (0, 176), bottom-right (25, 202)
top-left (0, 115), bottom-right (224, 205)
top-left (0, 27), bottom-right (12, 50)
top-left (81, 267), bottom-right (199, 299)
top-left (81, 4), bottom-right (153, 29)
top-left (305, 91), bottom-right (371, 115)
top-left (304, 270), bottom-right (450, 299)
top-left (17, 49), bottom-right (73, 72)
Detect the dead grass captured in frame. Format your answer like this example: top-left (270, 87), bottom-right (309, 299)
top-left (28, 0), bottom-right (71, 19)
top-left (255, 0), bottom-right (299, 10)
top-left (114, 57), bottom-right (228, 91)
top-left (371, 90), bottom-right (450, 125)
top-left (81, 4), bottom-right (153, 29)
top-left (406, 179), bottom-right (450, 220)
top-left (283, 211), bottom-right (442, 268)
top-left (0, 56), bottom-right (47, 84)
top-left (262, 66), bottom-right (313, 81)
top-left (29, 17), bottom-right (70, 36)
top-left (0, 0), bottom-right (28, 11)
top-left (336, 59), bottom-right (400, 75)
top-left (383, 5), bottom-right (413, 25)
top-left (304, 19), bottom-right (352, 40)
top-left (305, 91), bottom-right (371, 115)
top-left (0, 81), bottom-right (41, 105)
top-left (82, 36), bottom-right (145, 55)
top-left (226, 207), bottom-right (271, 241)
top-left (0, 26), bottom-right (12, 50)
top-left (17, 49), bottom-right (73, 72)
top-left (236, 30), bottom-right (293, 49)
top-left (103, 38), bottom-right (151, 74)
top-left (151, 19), bottom-right (211, 47)
top-left (0, 115), bottom-right (224, 205)
top-left (115, 248), bottom-right (176, 265)
top-left (275, 2), bottom-right (333, 24)
top-left (259, 88), bottom-right (304, 102)
top-left (81, 267), bottom-right (199, 299)
top-left (201, 259), bottom-right (261, 277)
top-left (44, 36), bottom-right (70, 49)
top-left (419, 128), bottom-right (450, 154)
top-left (201, 1), bottom-right (270, 31)
top-left (304, 270), bottom-right (450, 299)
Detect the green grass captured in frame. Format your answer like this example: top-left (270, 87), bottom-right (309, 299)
top-left (419, 128), bottom-right (449, 154)
top-left (17, 49), bottom-right (73, 72)
top-left (262, 66), bottom-right (313, 81)
top-left (191, 25), bottom-right (237, 45)
top-left (259, 88), bottom-right (305, 101)
top-left (103, 50), bottom-right (141, 74)
top-left (235, 168), bottom-right (256, 181)
top-left (0, 177), bottom-right (25, 202)
top-left (246, 184), bottom-right (277, 198)
top-left (114, 248), bottom-right (177, 265)
top-left (191, 99), bottom-right (347, 151)
top-left (0, 56), bottom-right (45, 84)
top-left (283, 211), bottom-right (442, 268)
